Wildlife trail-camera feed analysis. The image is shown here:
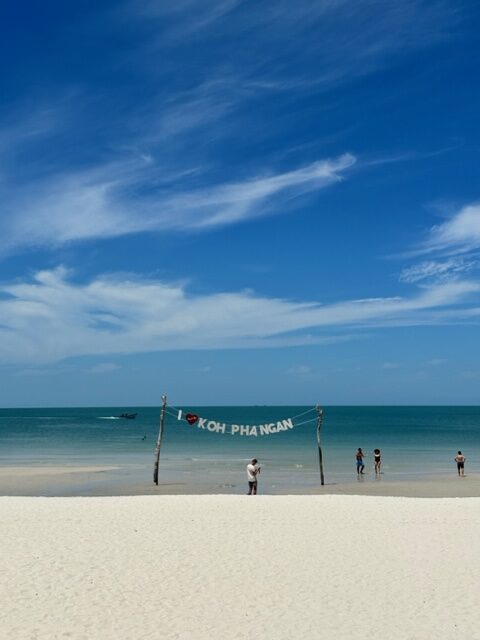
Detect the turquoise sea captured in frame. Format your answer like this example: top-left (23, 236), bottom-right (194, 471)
top-left (0, 406), bottom-right (479, 494)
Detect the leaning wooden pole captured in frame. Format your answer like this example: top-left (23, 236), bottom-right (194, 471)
top-left (316, 405), bottom-right (325, 486)
top-left (153, 395), bottom-right (167, 485)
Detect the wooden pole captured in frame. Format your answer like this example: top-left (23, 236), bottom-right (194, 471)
top-left (316, 405), bottom-right (325, 486)
top-left (153, 395), bottom-right (167, 485)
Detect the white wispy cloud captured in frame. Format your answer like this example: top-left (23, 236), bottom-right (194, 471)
top-left (398, 204), bottom-right (480, 285)
top-left (170, 154), bottom-right (356, 228)
top-left (426, 358), bottom-right (446, 366)
top-left (141, 78), bottom-right (240, 144)
top-left (288, 365), bottom-right (313, 375)
top-left (382, 362), bottom-right (400, 370)
top-left (1, 267), bottom-right (479, 365)
top-left (0, 154), bottom-right (355, 253)
top-left (129, 0), bottom-right (456, 90)
top-left (0, 0), bottom-right (459, 259)
top-left (400, 257), bottom-right (477, 283)
top-left (126, 0), bottom-right (240, 29)
top-left (141, 0), bottom-right (242, 40)
top-left (0, 103), bottom-right (66, 156)
top-left (422, 204), bottom-right (480, 254)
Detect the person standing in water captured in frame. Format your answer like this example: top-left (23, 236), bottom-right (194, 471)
top-left (454, 451), bottom-right (466, 477)
top-left (246, 458), bottom-right (261, 494)
top-left (355, 448), bottom-right (365, 475)
top-left (374, 449), bottom-right (382, 475)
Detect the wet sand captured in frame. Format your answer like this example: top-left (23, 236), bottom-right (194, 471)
top-left (0, 464), bottom-right (479, 497)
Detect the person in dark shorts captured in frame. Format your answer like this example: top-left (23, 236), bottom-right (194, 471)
top-left (246, 458), bottom-right (261, 494)
top-left (374, 448), bottom-right (382, 475)
top-left (355, 448), bottom-right (365, 475)
top-left (454, 451), bottom-right (466, 477)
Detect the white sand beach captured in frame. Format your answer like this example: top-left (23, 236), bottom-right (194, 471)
top-left (2, 495), bottom-right (479, 640)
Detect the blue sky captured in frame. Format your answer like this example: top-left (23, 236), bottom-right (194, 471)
top-left (1, 0), bottom-right (480, 406)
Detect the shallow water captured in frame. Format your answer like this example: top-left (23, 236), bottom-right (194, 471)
top-left (0, 405), bottom-right (478, 493)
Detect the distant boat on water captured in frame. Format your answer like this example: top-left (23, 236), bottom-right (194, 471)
top-left (119, 413), bottom-right (137, 420)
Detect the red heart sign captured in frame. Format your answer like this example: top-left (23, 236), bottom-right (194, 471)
top-left (186, 413), bottom-right (199, 425)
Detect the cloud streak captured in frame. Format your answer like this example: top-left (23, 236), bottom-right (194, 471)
top-left (0, 1), bottom-right (460, 258)
top-left (128, 0), bottom-right (457, 91)
top-left (423, 204), bottom-right (480, 254)
top-left (1, 267), bottom-right (479, 365)
top-left (0, 154), bottom-right (355, 253)
top-left (400, 204), bottom-right (480, 284)
top-left (400, 257), bottom-right (478, 283)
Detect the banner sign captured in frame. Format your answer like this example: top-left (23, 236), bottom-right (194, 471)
top-left (177, 410), bottom-right (295, 437)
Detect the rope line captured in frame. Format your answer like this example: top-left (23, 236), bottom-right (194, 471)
top-left (290, 406), bottom-right (317, 420)
top-left (290, 417), bottom-right (318, 427)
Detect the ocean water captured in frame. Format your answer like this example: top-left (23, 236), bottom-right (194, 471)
top-left (0, 405), bottom-right (479, 494)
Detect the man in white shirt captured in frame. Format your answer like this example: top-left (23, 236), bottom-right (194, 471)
top-left (246, 458), bottom-right (261, 495)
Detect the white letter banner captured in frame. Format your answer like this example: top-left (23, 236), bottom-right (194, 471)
top-left (176, 410), bottom-right (297, 437)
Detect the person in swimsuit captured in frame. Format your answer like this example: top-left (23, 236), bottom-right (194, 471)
top-left (374, 448), bottom-right (381, 474)
top-left (355, 448), bottom-right (365, 475)
top-left (454, 451), bottom-right (466, 477)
